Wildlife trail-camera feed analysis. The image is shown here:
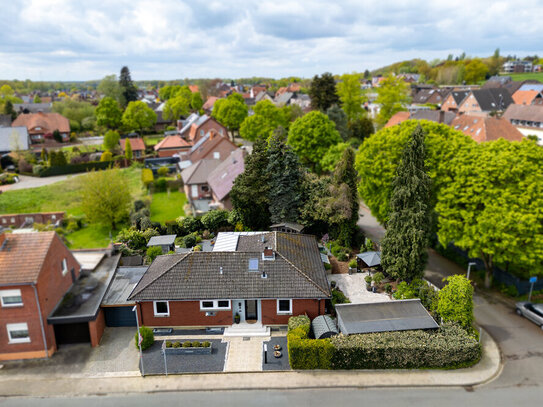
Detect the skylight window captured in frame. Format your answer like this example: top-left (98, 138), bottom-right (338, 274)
top-left (249, 258), bottom-right (259, 271)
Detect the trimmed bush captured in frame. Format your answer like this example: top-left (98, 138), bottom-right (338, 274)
top-left (330, 322), bottom-right (480, 369)
top-left (438, 275), bottom-right (474, 330)
top-left (173, 341), bottom-right (181, 348)
top-left (182, 342), bottom-right (192, 348)
top-left (331, 288), bottom-right (350, 307)
top-left (157, 166), bottom-right (169, 177)
top-left (288, 327), bottom-right (334, 370)
top-left (166, 341), bottom-right (172, 348)
top-left (38, 161), bottom-right (114, 177)
top-left (288, 315), bottom-right (311, 334)
top-left (154, 177), bottom-right (167, 192)
top-left (348, 259), bottom-right (357, 268)
top-left (134, 326), bottom-right (154, 351)
top-left (202, 341), bottom-right (211, 348)
top-left (192, 341), bottom-right (202, 347)
top-left (372, 272), bottom-right (384, 285)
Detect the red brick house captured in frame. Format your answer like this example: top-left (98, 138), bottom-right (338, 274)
top-left (450, 114), bottom-right (524, 143)
top-left (154, 135), bottom-right (191, 157)
top-left (12, 112), bottom-right (70, 145)
top-left (0, 232), bottom-right (80, 361)
top-left (441, 90), bottom-right (470, 112)
top-left (120, 137), bottom-right (145, 158)
top-left (128, 232), bottom-right (330, 333)
top-left (180, 115), bottom-right (228, 144)
top-left (207, 148), bottom-right (246, 210)
top-left (0, 212), bottom-right (64, 229)
top-left (185, 131), bottom-right (237, 163)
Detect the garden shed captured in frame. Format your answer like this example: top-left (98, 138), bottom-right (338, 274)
top-left (335, 299), bottom-right (438, 335)
top-left (356, 251), bottom-right (381, 268)
top-left (147, 235), bottom-right (176, 254)
top-left (312, 315), bottom-right (339, 339)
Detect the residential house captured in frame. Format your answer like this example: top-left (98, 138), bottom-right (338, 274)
top-left (385, 110), bottom-right (456, 128)
top-left (457, 88), bottom-right (514, 115)
top-left (202, 97), bottom-right (218, 114)
top-left (503, 104), bottom-right (543, 144)
top-left (502, 60), bottom-right (533, 73)
top-left (153, 135), bottom-right (191, 158)
top-left (0, 114), bottom-right (12, 127)
top-left (250, 86), bottom-right (267, 98)
top-left (512, 90), bottom-right (543, 106)
top-left (184, 131), bottom-right (237, 164)
top-left (255, 91), bottom-right (275, 104)
top-left (120, 137), bottom-right (145, 158)
top-left (0, 232), bottom-right (81, 360)
top-left (12, 112), bottom-right (70, 145)
top-left (450, 114), bottom-right (524, 143)
top-left (128, 231), bottom-right (330, 331)
top-left (0, 212), bottom-right (64, 229)
top-left (181, 159), bottom-right (222, 214)
top-left (517, 83), bottom-right (543, 93)
top-left (13, 103), bottom-right (53, 114)
top-left (274, 91), bottom-right (294, 107)
top-left (440, 90), bottom-right (470, 112)
top-left (207, 148), bottom-right (246, 210)
top-left (481, 78), bottom-right (541, 96)
top-left (0, 127), bottom-right (29, 153)
top-left (270, 223), bottom-right (305, 234)
top-left (183, 115), bottom-right (228, 144)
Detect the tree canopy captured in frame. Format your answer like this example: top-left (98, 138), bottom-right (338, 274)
top-left (375, 75), bottom-right (411, 127)
top-left (212, 93), bottom-right (248, 140)
top-left (122, 101), bottom-right (157, 133)
top-left (96, 96), bottom-right (122, 129)
top-left (309, 72), bottom-right (339, 111)
top-left (119, 66), bottom-right (138, 107)
top-left (287, 110), bottom-right (342, 173)
top-left (103, 130), bottom-right (120, 152)
top-left (97, 75), bottom-right (124, 106)
top-left (336, 73), bottom-right (366, 122)
top-left (239, 100), bottom-right (288, 141)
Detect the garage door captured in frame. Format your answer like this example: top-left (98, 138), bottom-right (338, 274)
top-left (104, 306), bottom-right (137, 327)
top-left (54, 323), bottom-right (90, 345)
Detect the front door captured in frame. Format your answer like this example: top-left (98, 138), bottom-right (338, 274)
top-left (234, 300), bottom-right (245, 323)
top-left (245, 300), bottom-right (258, 322)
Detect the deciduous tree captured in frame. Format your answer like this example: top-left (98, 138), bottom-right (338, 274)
top-left (96, 97), bottom-right (122, 129)
top-left (122, 101), bottom-right (157, 133)
top-left (239, 100), bottom-right (287, 141)
top-left (124, 138), bottom-right (133, 160)
top-left (212, 93), bottom-right (248, 141)
top-left (336, 73), bottom-right (365, 122)
top-left (375, 75), bottom-right (411, 127)
top-left (103, 130), bottom-right (120, 151)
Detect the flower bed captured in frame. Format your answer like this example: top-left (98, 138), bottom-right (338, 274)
top-left (162, 340), bottom-right (212, 355)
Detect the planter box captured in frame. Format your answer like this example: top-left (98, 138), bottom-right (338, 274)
top-left (162, 342), bottom-right (212, 355)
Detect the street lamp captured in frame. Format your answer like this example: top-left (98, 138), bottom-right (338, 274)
top-left (467, 262), bottom-right (477, 280)
top-left (132, 305), bottom-right (144, 377)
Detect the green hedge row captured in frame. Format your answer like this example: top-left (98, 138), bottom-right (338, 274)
top-left (330, 322), bottom-right (481, 369)
top-left (287, 317), bottom-right (481, 370)
top-left (39, 161), bottom-right (115, 177)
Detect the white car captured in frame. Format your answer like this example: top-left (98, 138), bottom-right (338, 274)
top-left (516, 301), bottom-right (543, 329)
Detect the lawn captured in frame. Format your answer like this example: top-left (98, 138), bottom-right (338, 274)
top-left (144, 135), bottom-right (164, 147)
top-left (150, 190), bottom-right (186, 223)
top-left (500, 72), bottom-right (543, 82)
top-left (0, 166), bottom-right (145, 248)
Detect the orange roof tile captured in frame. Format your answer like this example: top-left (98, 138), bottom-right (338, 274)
top-left (120, 137), bottom-right (145, 151)
top-left (451, 115), bottom-right (523, 143)
top-left (0, 232), bottom-right (56, 285)
top-left (202, 96), bottom-right (218, 111)
top-left (12, 112), bottom-right (70, 134)
top-left (385, 111), bottom-right (410, 128)
top-left (154, 135), bottom-right (191, 151)
top-left (189, 85), bottom-right (199, 93)
top-left (512, 90), bottom-right (540, 105)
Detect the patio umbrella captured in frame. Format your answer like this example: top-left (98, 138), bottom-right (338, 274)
top-left (356, 251), bottom-right (381, 267)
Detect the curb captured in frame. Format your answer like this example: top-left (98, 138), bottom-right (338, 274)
top-left (0, 328), bottom-right (501, 397)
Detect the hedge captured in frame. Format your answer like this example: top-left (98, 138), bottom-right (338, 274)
top-left (330, 322), bottom-right (480, 369)
top-left (38, 161), bottom-right (115, 177)
top-left (287, 315), bottom-right (334, 369)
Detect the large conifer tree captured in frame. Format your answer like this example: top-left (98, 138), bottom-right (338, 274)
top-left (119, 66), bottom-right (138, 107)
top-left (381, 125), bottom-right (431, 281)
top-left (266, 128), bottom-right (304, 224)
top-left (230, 138), bottom-right (271, 230)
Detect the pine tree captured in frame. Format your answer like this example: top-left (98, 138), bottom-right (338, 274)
top-left (119, 66), bottom-right (138, 107)
top-left (125, 138), bottom-right (133, 160)
top-left (308, 72), bottom-right (340, 111)
top-left (380, 125), bottom-right (432, 281)
top-left (230, 138), bottom-right (271, 230)
top-left (327, 147), bottom-right (359, 247)
top-left (267, 128), bottom-right (304, 224)
top-left (4, 100), bottom-right (16, 121)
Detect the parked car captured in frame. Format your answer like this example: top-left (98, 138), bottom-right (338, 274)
top-left (516, 301), bottom-right (543, 329)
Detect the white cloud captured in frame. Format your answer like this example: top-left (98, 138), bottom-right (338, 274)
top-left (0, 0), bottom-right (541, 80)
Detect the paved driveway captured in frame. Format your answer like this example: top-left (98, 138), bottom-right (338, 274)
top-left (328, 273), bottom-right (391, 304)
top-left (1, 173), bottom-right (85, 192)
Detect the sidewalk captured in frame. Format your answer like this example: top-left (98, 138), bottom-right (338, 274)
top-left (0, 328), bottom-right (501, 397)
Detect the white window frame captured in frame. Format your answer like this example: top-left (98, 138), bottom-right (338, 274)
top-left (199, 300), bottom-right (231, 311)
top-left (1, 289), bottom-right (23, 307)
top-left (277, 299), bottom-right (293, 315)
top-left (7, 323), bottom-right (30, 344)
top-left (153, 301), bottom-right (170, 317)
top-left (61, 258), bottom-right (68, 276)
top-left (213, 151), bottom-right (220, 159)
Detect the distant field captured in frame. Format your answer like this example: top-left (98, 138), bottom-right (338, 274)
top-left (150, 190), bottom-right (186, 224)
top-left (501, 72), bottom-right (543, 82)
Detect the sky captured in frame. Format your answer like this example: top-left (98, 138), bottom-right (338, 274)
top-left (0, 0), bottom-right (542, 81)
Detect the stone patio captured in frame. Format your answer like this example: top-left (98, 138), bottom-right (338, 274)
top-left (328, 272), bottom-right (391, 304)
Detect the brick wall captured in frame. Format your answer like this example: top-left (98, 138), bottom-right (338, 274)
top-left (261, 299), bottom-right (323, 325)
top-left (89, 309), bottom-right (105, 347)
top-left (191, 119), bottom-right (228, 143)
top-left (138, 301), bottom-right (233, 327)
top-left (0, 212), bottom-right (64, 228)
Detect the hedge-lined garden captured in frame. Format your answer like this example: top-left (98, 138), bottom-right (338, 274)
top-left (287, 316), bottom-right (480, 370)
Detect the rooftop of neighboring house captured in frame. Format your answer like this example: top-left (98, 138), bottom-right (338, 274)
top-left (181, 159), bottom-right (222, 185)
top-left (412, 88), bottom-right (439, 104)
top-left (274, 91), bottom-right (294, 106)
top-left (202, 97), bottom-right (218, 111)
top-left (0, 114), bottom-right (12, 127)
top-left (518, 83), bottom-right (543, 92)
top-left (451, 114), bottom-right (524, 143)
top-left (512, 90), bottom-right (542, 106)
top-left (0, 232), bottom-right (59, 285)
top-left (154, 134), bottom-right (191, 151)
top-left (385, 110), bottom-right (456, 128)
top-left (0, 126), bottom-right (29, 152)
top-left (503, 104), bottom-right (543, 124)
top-left (207, 148), bottom-right (246, 201)
top-left (12, 111), bottom-right (70, 134)
top-left (13, 103), bottom-right (53, 114)
top-left (120, 137), bottom-right (145, 152)
top-left (482, 79), bottom-right (541, 95)
top-left (188, 85), bottom-right (199, 93)
top-left (128, 232), bottom-right (330, 301)
top-left (447, 90), bottom-right (471, 105)
top-left (187, 131), bottom-right (236, 163)
top-left (466, 88), bottom-right (514, 111)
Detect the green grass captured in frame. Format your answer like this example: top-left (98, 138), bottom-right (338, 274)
top-left (61, 144), bottom-right (102, 153)
top-left (501, 72), bottom-right (543, 82)
top-left (65, 223), bottom-right (114, 249)
top-left (150, 190), bottom-right (186, 223)
top-left (143, 135), bottom-right (164, 147)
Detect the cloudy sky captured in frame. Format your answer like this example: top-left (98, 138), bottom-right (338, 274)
top-left (0, 0), bottom-right (542, 81)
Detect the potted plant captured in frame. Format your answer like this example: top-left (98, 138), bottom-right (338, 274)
top-left (234, 313), bottom-right (240, 324)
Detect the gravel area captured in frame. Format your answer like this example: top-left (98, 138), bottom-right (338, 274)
top-left (140, 339), bottom-right (226, 375)
top-left (262, 337), bottom-right (289, 371)
top-left (328, 273), bottom-right (391, 304)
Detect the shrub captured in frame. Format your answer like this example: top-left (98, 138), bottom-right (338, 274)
top-left (146, 246), bottom-right (162, 263)
top-left (192, 341), bottom-right (201, 347)
top-left (157, 166), bottom-right (169, 177)
top-left (182, 342), bottom-right (192, 348)
top-left (100, 151), bottom-right (113, 162)
top-left (324, 262), bottom-right (332, 270)
top-left (154, 177), bottom-right (167, 192)
top-left (134, 326), bottom-right (154, 351)
top-left (372, 272), bottom-right (384, 285)
top-left (173, 341), bottom-right (181, 348)
top-left (176, 216), bottom-right (202, 234)
top-left (331, 288), bottom-right (350, 307)
top-left (385, 283), bottom-right (392, 293)
top-left (437, 275), bottom-right (474, 330)
top-left (202, 341), bottom-right (211, 348)
top-left (365, 275), bottom-right (372, 285)
top-left (166, 341), bottom-right (172, 348)
top-left (288, 315), bottom-right (311, 334)
top-left (53, 129), bottom-right (63, 143)
top-left (288, 326), bottom-right (334, 370)
top-left (348, 259), bottom-right (357, 268)
top-left (141, 168), bottom-right (154, 188)
top-left (115, 227), bottom-right (148, 251)
top-left (331, 242), bottom-right (350, 261)
top-left (330, 322), bottom-right (480, 369)
top-left (32, 164), bottom-right (44, 175)
top-left (201, 209), bottom-right (230, 232)
top-left (183, 233), bottom-right (197, 248)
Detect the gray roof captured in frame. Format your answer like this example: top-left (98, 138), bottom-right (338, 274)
top-left (13, 103), bottom-right (52, 113)
top-left (0, 126), bottom-right (29, 152)
top-left (275, 92), bottom-right (294, 106)
top-left (147, 235), bottom-right (177, 247)
top-left (181, 159), bottom-right (221, 185)
top-left (470, 88), bottom-right (514, 111)
top-left (410, 110), bottom-right (456, 125)
top-left (102, 266), bottom-right (148, 306)
top-left (0, 114), bottom-right (11, 127)
top-left (207, 149), bottom-right (246, 201)
top-left (518, 83), bottom-right (543, 92)
top-left (449, 90), bottom-right (470, 105)
top-left (312, 315), bottom-right (339, 339)
top-left (270, 222), bottom-right (305, 232)
top-left (356, 251), bottom-right (381, 267)
top-left (336, 299), bottom-right (439, 335)
top-left (129, 232), bottom-right (330, 301)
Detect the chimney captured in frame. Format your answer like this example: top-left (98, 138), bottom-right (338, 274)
top-left (0, 233), bottom-right (6, 250)
top-left (262, 247), bottom-right (275, 261)
top-left (438, 110), bottom-right (445, 123)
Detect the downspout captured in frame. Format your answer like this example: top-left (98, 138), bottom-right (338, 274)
top-left (32, 283), bottom-right (49, 359)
